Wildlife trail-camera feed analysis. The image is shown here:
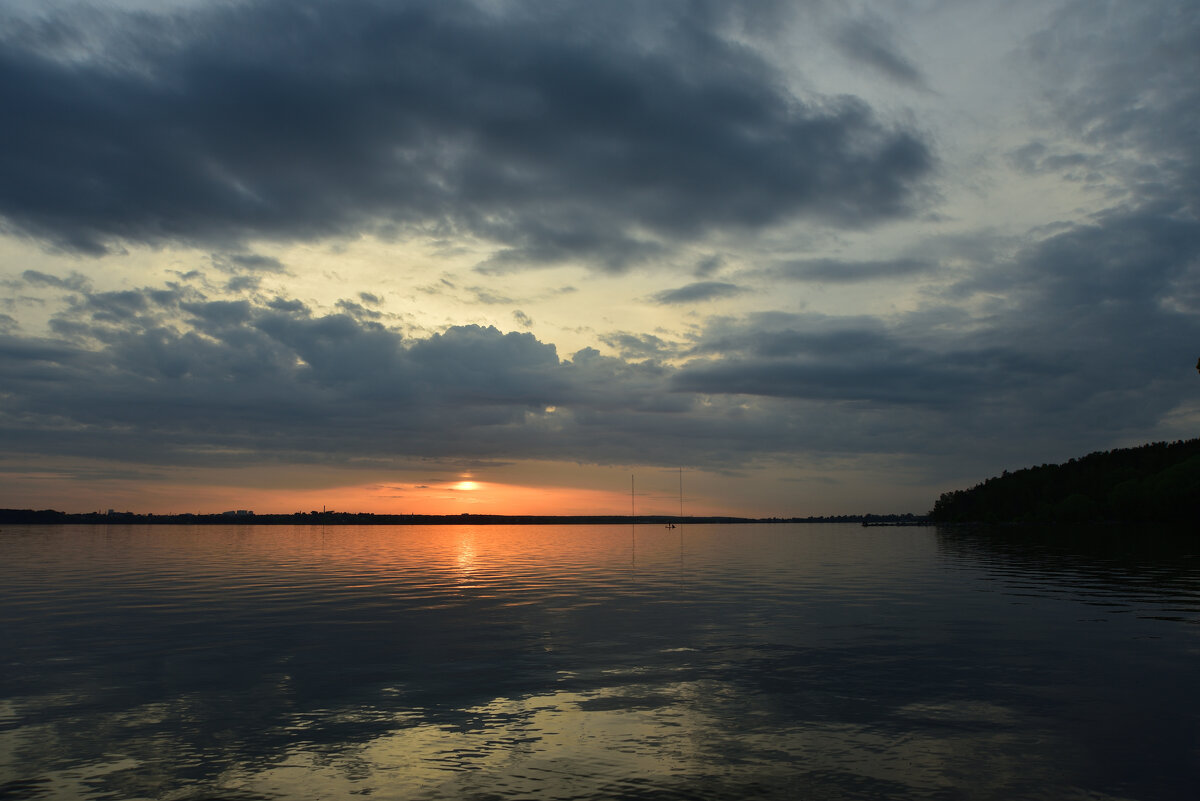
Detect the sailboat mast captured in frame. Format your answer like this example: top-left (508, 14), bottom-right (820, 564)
top-left (678, 467), bottom-right (683, 522)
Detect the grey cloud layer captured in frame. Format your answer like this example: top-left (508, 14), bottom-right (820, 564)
top-left (652, 282), bottom-right (744, 304)
top-left (6, 195), bottom-right (1198, 475)
top-left (835, 17), bottom-right (928, 90)
top-left (1024, 1), bottom-right (1199, 203)
top-left (774, 258), bottom-right (933, 283)
top-left (1, 286), bottom-right (810, 468)
top-left (0, 0), bottom-right (932, 266)
top-left (675, 199), bottom-right (1200, 460)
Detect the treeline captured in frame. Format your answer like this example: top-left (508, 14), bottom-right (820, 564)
top-left (0, 509), bottom-right (929, 526)
top-left (930, 439), bottom-right (1200, 523)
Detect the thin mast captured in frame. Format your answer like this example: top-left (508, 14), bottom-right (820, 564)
top-left (678, 467), bottom-right (683, 522)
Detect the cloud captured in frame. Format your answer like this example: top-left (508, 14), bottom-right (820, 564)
top-left (694, 254), bottom-right (724, 278)
top-left (0, 282), bottom-right (850, 469)
top-left (225, 275), bottom-right (262, 293)
top-left (835, 17), bottom-right (928, 90)
top-left (675, 328), bottom-right (1055, 409)
top-left (652, 281), bottom-right (744, 304)
top-left (1007, 141), bottom-right (1100, 179)
top-left (22, 270), bottom-right (90, 292)
top-left (2, 222), bottom-right (1198, 483)
top-left (467, 286), bottom-right (515, 305)
top-left (1023, 1), bottom-right (1200, 204)
top-left (4, 0), bottom-right (1199, 498)
top-left (211, 252), bottom-right (288, 274)
top-left (599, 332), bottom-right (676, 361)
top-left (676, 313), bottom-right (1015, 408)
top-left (774, 258), bottom-right (933, 283)
top-left (676, 194), bottom-right (1200, 455)
top-left (0, 0), bottom-right (934, 268)
top-left (335, 299), bottom-right (382, 320)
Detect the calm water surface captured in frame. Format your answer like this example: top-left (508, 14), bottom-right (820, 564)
top-left (1, 523), bottom-right (1198, 800)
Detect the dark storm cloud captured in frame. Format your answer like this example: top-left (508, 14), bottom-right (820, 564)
top-left (652, 282), bottom-right (744, 304)
top-left (834, 18), bottom-right (927, 90)
top-left (997, 206), bottom-right (1200, 314)
top-left (0, 0), bottom-right (933, 266)
top-left (675, 194), bottom-right (1200, 460)
top-left (0, 282), bottom-right (913, 469)
top-left (774, 258), bottom-right (933, 283)
top-left (0, 335), bottom-right (79, 368)
top-left (951, 204), bottom-right (1200, 434)
top-left (675, 313), bottom-right (1059, 409)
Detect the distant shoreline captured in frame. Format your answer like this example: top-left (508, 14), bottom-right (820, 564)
top-left (0, 509), bottom-right (931, 526)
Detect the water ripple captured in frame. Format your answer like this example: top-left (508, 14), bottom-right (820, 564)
top-left (1, 523), bottom-right (1197, 799)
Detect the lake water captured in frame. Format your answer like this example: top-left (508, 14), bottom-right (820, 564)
top-left (1, 523), bottom-right (1198, 800)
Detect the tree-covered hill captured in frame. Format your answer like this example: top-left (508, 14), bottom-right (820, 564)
top-left (930, 439), bottom-right (1200, 523)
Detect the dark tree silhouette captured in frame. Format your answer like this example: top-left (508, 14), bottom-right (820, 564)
top-left (930, 439), bottom-right (1200, 524)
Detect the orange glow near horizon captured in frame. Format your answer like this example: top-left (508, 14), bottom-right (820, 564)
top-left (310, 480), bottom-right (639, 516)
top-left (2, 459), bottom-right (755, 517)
top-left (37, 479), bottom-right (677, 517)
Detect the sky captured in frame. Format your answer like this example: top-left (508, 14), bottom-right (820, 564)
top-left (1, 0), bottom-right (1198, 517)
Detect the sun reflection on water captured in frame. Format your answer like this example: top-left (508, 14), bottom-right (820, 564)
top-left (455, 531), bottom-right (477, 583)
